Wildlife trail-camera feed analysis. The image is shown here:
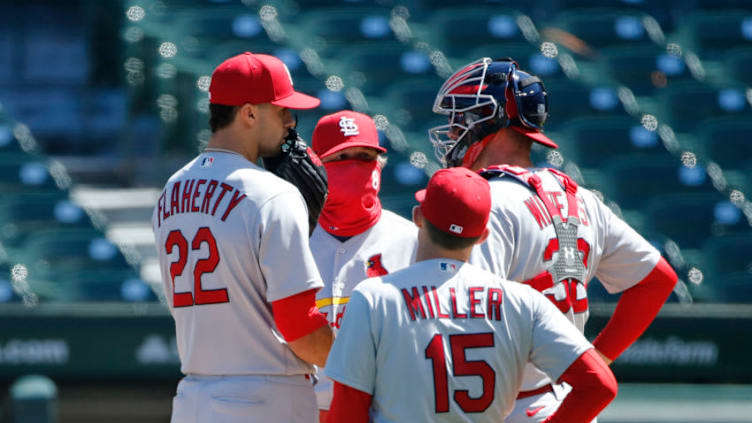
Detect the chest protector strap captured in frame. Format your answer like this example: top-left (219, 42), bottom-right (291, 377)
top-left (479, 165), bottom-right (586, 286)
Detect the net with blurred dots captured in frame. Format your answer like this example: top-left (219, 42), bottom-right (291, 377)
top-left (0, 0), bottom-right (749, 307)
top-left (0, 0), bottom-right (752, 421)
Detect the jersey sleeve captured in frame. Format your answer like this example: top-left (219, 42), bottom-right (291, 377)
top-left (258, 190), bottom-right (324, 302)
top-left (528, 286), bottom-right (593, 383)
top-left (324, 289), bottom-right (377, 395)
top-left (592, 196), bottom-right (661, 294)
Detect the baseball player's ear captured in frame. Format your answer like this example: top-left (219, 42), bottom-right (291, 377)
top-left (412, 205), bottom-right (423, 227)
top-left (238, 104), bottom-right (256, 126)
top-left (476, 227), bottom-right (490, 245)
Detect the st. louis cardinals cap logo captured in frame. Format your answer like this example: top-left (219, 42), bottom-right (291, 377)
top-left (339, 116), bottom-right (359, 137)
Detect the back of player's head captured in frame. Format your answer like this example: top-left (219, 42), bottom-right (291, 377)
top-left (429, 57), bottom-right (556, 168)
top-left (415, 167), bottom-right (491, 249)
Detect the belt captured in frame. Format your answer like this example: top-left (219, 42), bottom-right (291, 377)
top-left (516, 384), bottom-right (553, 400)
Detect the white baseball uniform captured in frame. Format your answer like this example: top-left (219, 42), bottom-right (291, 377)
top-left (152, 151), bottom-right (323, 423)
top-left (310, 209), bottom-right (418, 409)
top-left (325, 259), bottom-right (592, 422)
top-left (469, 165), bottom-right (661, 422)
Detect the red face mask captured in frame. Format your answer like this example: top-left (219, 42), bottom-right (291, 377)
top-left (319, 159), bottom-right (382, 237)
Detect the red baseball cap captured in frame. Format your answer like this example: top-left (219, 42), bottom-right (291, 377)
top-left (415, 167), bottom-right (491, 238)
top-left (209, 52), bottom-right (320, 109)
top-left (312, 110), bottom-right (387, 159)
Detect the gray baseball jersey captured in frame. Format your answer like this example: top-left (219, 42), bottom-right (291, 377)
top-left (470, 166), bottom-right (660, 391)
top-left (325, 259), bottom-right (592, 422)
top-left (152, 151), bottom-right (324, 376)
top-left (310, 209), bottom-right (418, 409)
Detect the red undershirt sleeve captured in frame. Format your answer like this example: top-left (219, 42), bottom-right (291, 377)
top-left (543, 349), bottom-right (617, 423)
top-left (593, 257), bottom-right (678, 361)
top-left (271, 289), bottom-right (329, 342)
top-left (327, 381), bottom-right (372, 423)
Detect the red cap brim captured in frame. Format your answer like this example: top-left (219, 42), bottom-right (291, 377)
top-left (320, 141), bottom-right (387, 159)
top-left (271, 91), bottom-right (321, 109)
top-left (510, 125), bottom-right (558, 149)
top-left (415, 189), bottom-right (426, 203)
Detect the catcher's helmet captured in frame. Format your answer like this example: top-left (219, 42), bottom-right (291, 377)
top-left (429, 57), bottom-right (556, 168)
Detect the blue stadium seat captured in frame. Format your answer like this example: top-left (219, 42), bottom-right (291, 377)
top-left (603, 154), bottom-right (718, 209)
top-left (333, 44), bottom-right (438, 96)
top-left (659, 82), bottom-right (752, 133)
top-left (695, 117), bottom-right (752, 171)
top-left (172, 8), bottom-right (280, 59)
top-left (384, 78), bottom-right (445, 132)
top-left (19, 228), bottom-right (132, 276)
top-left (0, 192), bottom-right (94, 249)
top-left (724, 47), bottom-right (752, 87)
top-left (704, 233), bottom-right (752, 274)
top-left (643, 193), bottom-right (750, 249)
top-left (0, 154), bottom-right (63, 193)
top-left (29, 269), bottom-right (156, 303)
top-left (559, 116), bottom-right (666, 168)
top-left (602, 46), bottom-right (695, 96)
top-left (297, 8), bottom-right (397, 57)
top-left (545, 81), bottom-right (628, 130)
top-left (429, 8), bottom-right (533, 58)
top-left (677, 11), bottom-right (752, 60)
top-left (548, 9), bottom-right (664, 50)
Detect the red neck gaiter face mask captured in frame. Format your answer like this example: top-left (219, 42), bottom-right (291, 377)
top-left (319, 159), bottom-right (382, 237)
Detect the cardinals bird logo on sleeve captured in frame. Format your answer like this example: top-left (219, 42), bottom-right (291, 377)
top-left (366, 253), bottom-right (389, 277)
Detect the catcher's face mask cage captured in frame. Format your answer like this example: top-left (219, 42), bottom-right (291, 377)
top-left (428, 57), bottom-right (549, 167)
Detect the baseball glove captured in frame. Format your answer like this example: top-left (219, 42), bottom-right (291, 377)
top-left (263, 128), bottom-right (328, 236)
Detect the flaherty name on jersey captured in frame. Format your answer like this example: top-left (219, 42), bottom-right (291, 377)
top-left (155, 179), bottom-right (246, 227)
top-left (401, 285), bottom-right (503, 321)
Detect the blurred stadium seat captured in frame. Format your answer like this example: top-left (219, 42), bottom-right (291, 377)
top-left (428, 8), bottom-right (535, 58)
top-left (675, 11), bottom-right (752, 60)
top-left (333, 44), bottom-right (438, 96)
top-left (601, 45), bottom-right (695, 96)
top-left (659, 82), bottom-right (752, 133)
top-left (724, 47), bottom-right (752, 87)
top-left (559, 116), bottom-right (666, 168)
top-left (643, 193), bottom-right (750, 249)
top-left (0, 154), bottom-right (63, 193)
top-left (546, 9), bottom-right (665, 51)
top-left (704, 233), bottom-right (752, 276)
top-left (296, 8), bottom-right (397, 57)
top-left (0, 192), bottom-right (93, 250)
top-left (545, 80), bottom-right (628, 129)
top-left (28, 269), bottom-right (155, 303)
top-left (693, 117), bottom-right (752, 171)
top-left (384, 78), bottom-right (445, 132)
top-left (18, 228), bottom-right (131, 277)
top-left (603, 154), bottom-right (719, 209)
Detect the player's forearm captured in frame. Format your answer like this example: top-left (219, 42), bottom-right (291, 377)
top-left (593, 257), bottom-right (677, 361)
top-left (544, 349), bottom-right (617, 423)
top-left (272, 288), bottom-right (333, 366)
top-left (288, 324), bottom-right (334, 367)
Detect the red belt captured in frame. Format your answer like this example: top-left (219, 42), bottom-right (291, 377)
top-left (516, 384), bottom-right (553, 400)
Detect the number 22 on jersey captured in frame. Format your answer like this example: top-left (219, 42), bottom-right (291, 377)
top-left (164, 227), bottom-right (229, 307)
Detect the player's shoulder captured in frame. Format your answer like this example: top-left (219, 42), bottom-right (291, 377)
top-left (377, 209), bottom-right (418, 234)
top-left (350, 275), bottom-right (395, 303)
